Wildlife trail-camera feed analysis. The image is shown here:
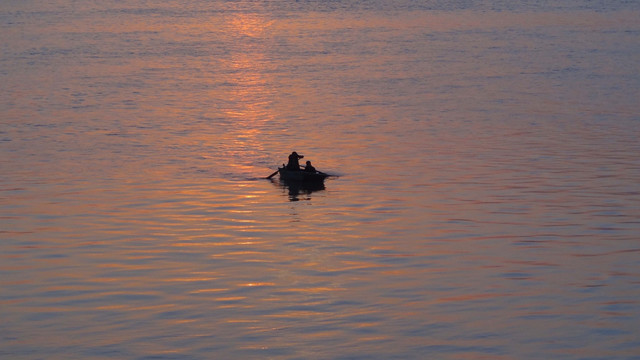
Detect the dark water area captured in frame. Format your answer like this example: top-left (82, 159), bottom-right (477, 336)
top-left (2, 1), bottom-right (640, 359)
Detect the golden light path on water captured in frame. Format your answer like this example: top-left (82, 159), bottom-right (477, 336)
top-left (220, 12), bottom-right (275, 177)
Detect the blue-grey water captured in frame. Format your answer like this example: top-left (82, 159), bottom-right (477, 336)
top-left (2, 1), bottom-right (640, 359)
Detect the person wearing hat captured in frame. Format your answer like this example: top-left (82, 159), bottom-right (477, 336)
top-left (286, 151), bottom-right (304, 171)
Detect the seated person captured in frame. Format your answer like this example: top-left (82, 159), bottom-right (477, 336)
top-left (304, 160), bottom-right (316, 173)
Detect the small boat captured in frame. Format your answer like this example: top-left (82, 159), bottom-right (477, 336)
top-left (277, 167), bottom-right (329, 183)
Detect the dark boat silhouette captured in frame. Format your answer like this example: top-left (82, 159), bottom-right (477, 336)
top-left (276, 166), bottom-right (329, 183)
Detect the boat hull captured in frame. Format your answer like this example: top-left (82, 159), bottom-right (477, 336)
top-left (278, 167), bottom-right (328, 182)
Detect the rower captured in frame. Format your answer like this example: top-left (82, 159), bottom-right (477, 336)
top-left (286, 152), bottom-right (304, 171)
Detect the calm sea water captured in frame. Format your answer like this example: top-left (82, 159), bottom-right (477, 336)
top-left (2, 1), bottom-right (640, 359)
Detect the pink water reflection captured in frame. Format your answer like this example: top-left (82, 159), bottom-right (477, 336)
top-left (2, 2), bottom-right (640, 359)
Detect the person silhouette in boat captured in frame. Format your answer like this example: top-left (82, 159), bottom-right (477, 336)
top-left (304, 160), bottom-right (316, 173)
top-left (286, 151), bottom-right (304, 171)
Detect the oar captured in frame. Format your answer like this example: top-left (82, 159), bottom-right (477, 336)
top-left (266, 169), bottom-right (279, 179)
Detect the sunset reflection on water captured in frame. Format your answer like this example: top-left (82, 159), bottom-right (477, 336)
top-left (2, 1), bottom-right (640, 359)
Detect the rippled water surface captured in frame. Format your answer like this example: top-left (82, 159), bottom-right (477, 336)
top-left (2, 1), bottom-right (640, 359)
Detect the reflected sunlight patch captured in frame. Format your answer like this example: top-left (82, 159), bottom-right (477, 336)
top-left (240, 282), bottom-right (275, 287)
top-left (214, 296), bottom-right (247, 302)
top-left (189, 288), bottom-right (228, 294)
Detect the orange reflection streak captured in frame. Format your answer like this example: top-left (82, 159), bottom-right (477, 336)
top-left (216, 12), bottom-right (276, 174)
top-left (229, 14), bottom-right (274, 38)
top-left (239, 282), bottom-right (275, 287)
top-left (189, 288), bottom-right (229, 294)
